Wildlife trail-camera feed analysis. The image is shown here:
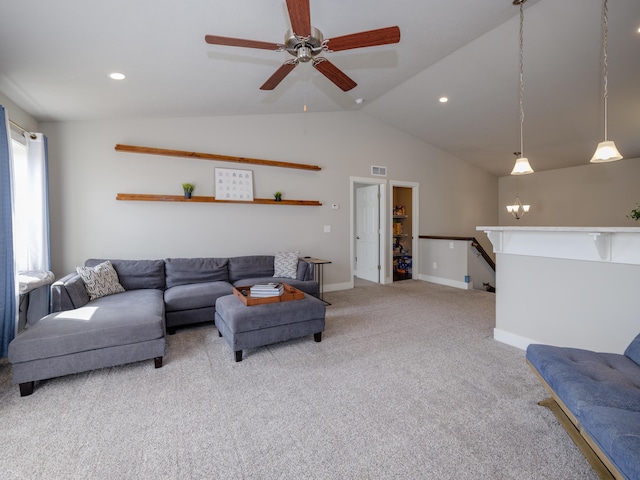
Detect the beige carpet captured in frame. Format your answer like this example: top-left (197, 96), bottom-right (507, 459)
top-left (0, 279), bottom-right (597, 479)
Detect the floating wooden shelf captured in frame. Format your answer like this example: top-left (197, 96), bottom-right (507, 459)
top-left (115, 144), bottom-right (321, 171)
top-left (116, 193), bottom-right (322, 206)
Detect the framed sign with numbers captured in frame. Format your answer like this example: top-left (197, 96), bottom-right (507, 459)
top-left (215, 168), bottom-right (254, 201)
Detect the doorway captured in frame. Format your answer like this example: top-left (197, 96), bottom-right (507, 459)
top-left (356, 184), bottom-right (380, 282)
top-left (390, 182), bottom-right (419, 282)
top-left (350, 177), bottom-right (387, 286)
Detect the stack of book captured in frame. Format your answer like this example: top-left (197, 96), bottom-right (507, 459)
top-left (250, 282), bottom-right (284, 298)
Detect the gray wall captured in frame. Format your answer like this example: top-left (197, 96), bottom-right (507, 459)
top-left (40, 111), bottom-right (498, 288)
top-left (8, 92), bottom-right (635, 291)
top-left (498, 158), bottom-right (640, 227)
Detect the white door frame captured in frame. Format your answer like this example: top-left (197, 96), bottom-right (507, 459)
top-left (388, 180), bottom-right (419, 283)
top-left (350, 176), bottom-right (388, 287)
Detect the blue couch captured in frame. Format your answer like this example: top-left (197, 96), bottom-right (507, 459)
top-left (526, 333), bottom-right (640, 480)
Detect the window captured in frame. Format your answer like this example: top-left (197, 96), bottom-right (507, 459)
top-left (10, 138), bottom-right (29, 271)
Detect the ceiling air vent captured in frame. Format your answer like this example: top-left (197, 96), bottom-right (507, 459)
top-left (371, 165), bottom-right (387, 177)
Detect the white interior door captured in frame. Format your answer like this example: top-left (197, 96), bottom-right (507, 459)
top-left (356, 184), bottom-right (380, 282)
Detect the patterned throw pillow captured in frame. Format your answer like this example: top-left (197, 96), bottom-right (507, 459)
top-left (76, 260), bottom-right (125, 300)
top-left (273, 251), bottom-right (299, 279)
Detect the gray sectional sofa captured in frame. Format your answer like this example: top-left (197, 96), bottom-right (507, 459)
top-left (9, 255), bottom-right (318, 396)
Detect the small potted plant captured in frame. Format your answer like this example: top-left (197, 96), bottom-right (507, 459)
top-left (182, 183), bottom-right (195, 199)
top-left (274, 191), bottom-right (282, 202)
top-left (628, 203), bottom-right (640, 221)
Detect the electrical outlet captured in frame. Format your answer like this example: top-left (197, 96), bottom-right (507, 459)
top-left (449, 242), bottom-right (454, 249)
top-left (432, 262), bottom-right (437, 269)
top-left (324, 225), bottom-right (331, 233)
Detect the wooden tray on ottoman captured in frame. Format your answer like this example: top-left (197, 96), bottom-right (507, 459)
top-left (233, 283), bottom-right (305, 306)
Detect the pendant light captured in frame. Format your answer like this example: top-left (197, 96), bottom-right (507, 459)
top-left (506, 153), bottom-right (531, 219)
top-left (511, 0), bottom-right (534, 175)
top-left (591, 0), bottom-right (623, 162)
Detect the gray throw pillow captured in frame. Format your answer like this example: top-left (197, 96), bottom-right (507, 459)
top-left (273, 252), bottom-right (299, 279)
top-left (76, 260), bottom-right (125, 300)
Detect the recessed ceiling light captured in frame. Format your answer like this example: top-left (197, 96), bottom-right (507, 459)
top-left (355, 98), bottom-right (364, 104)
top-left (439, 97), bottom-right (449, 103)
top-left (109, 72), bottom-right (126, 80)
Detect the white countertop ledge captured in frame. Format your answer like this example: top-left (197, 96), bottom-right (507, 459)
top-left (476, 226), bottom-right (640, 265)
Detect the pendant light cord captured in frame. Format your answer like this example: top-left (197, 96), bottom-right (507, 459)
top-left (602, 0), bottom-right (609, 141)
top-left (519, 1), bottom-right (525, 158)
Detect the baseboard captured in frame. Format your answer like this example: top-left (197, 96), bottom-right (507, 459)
top-left (418, 274), bottom-right (471, 290)
top-left (493, 328), bottom-right (534, 351)
top-left (324, 281), bottom-right (354, 293)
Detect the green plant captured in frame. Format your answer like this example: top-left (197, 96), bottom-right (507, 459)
top-left (628, 203), bottom-right (640, 221)
top-left (274, 191), bottom-right (282, 201)
top-left (182, 183), bottom-right (195, 194)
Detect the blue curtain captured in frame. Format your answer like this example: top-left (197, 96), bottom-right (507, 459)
top-left (0, 105), bottom-right (16, 357)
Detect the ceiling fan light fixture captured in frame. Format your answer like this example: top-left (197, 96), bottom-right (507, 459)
top-left (297, 45), bottom-right (313, 62)
top-left (284, 27), bottom-right (324, 61)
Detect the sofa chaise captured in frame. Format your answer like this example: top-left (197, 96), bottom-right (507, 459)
top-left (526, 333), bottom-right (640, 480)
top-left (9, 255), bottom-right (318, 396)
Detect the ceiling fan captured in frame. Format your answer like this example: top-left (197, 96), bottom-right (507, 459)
top-left (204, 0), bottom-right (400, 92)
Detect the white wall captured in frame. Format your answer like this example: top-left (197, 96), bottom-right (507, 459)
top-left (419, 238), bottom-right (495, 291)
top-left (498, 158), bottom-right (640, 227)
top-left (420, 238), bottom-right (469, 289)
top-left (42, 111), bottom-right (498, 288)
top-left (496, 253), bottom-right (639, 354)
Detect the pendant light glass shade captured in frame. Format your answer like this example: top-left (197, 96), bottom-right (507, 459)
top-left (511, 156), bottom-right (534, 175)
top-left (590, 140), bottom-right (623, 162)
top-left (590, 0), bottom-right (623, 163)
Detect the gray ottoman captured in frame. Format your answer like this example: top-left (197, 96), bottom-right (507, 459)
top-left (215, 293), bottom-right (326, 362)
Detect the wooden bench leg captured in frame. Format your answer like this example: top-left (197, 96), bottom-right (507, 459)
top-left (154, 357), bottom-right (163, 368)
top-left (538, 397), bottom-right (616, 479)
top-left (19, 381), bottom-right (34, 397)
top-left (314, 332), bottom-right (322, 342)
top-left (235, 350), bottom-right (242, 362)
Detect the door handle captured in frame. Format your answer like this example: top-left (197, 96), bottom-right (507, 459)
top-left (356, 236), bottom-right (360, 239)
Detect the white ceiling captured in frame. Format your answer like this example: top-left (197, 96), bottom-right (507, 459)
top-left (0, 0), bottom-right (638, 176)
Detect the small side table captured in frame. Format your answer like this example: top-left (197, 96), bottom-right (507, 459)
top-left (303, 258), bottom-right (331, 305)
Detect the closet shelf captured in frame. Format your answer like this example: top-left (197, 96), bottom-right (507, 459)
top-left (116, 193), bottom-right (321, 206)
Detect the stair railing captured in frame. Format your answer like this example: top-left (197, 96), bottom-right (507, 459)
top-left (419, 235), bottom-right (495, 271)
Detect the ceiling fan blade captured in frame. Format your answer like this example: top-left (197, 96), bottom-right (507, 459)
top-left (205, 35), bottom-right (282, 51)
top-left (312, 58), bottom-right (357, 92)
top-left (286, 0), bottom-right (311, 37)
top-left (260, 61), bottom-right (298, 90)
top-left (326, 26), bottom-right (400, 52)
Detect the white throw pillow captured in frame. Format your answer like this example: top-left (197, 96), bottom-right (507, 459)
top-left (273, 251), bottom-right (299, 279)
top-left (76, 260), bottom-right (125, 300)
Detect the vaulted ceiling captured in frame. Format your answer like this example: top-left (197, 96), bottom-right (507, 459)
top-left (0, 0), bottom-right (638, 176)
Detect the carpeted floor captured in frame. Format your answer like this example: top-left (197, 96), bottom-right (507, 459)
top-left (0, 279), bottom-right (597, 479)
